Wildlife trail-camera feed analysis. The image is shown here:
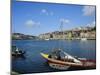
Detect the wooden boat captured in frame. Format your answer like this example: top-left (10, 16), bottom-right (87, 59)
top-left (40, 51), bottom-right (96, 70)
top-left (12, 46), bottom-right (25, 57)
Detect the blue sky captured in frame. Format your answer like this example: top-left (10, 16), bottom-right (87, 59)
top-left (12, 1), bottom-right (96, 36)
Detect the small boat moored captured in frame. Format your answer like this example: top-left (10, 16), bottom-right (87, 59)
top-left (81, 38), bottom-right (87, 41)
top-left (12, 46), bottom-right (25, 57)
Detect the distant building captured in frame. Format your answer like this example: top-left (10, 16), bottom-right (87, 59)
top-left (38, 26), bottom-right (96, 40)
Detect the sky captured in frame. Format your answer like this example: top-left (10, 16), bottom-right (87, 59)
top-left (12, 0), bottom-right (96, 36)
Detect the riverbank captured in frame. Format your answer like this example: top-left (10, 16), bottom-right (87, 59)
top-left (12, 38), bottom-right (96, 41)
top-left (41, 38), bottom-right (96, 40)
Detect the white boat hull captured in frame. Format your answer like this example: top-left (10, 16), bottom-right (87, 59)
top-left (81, 38), bottom-right (87, 41)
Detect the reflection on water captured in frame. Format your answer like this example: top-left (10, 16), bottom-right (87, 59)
top-left (12, 40), bottom-right (96, 74)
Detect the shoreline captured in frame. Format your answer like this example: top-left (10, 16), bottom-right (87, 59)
top-left (12, 38), bottom-right (96, 40)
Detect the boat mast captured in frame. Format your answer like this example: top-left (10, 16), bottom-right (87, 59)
top-left (60, 20), bottom-right (64, 40)
top-left (60, 19), bottom-right (69, 58)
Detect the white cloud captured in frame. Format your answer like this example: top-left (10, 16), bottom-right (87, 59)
top-left (60, 18), bottom-right (70, 24)
top-left (86, 21), bottom-right (96, 27)
top-left (41, 9), bottom-right (46, 13)
top-left (82, 6), bottom-right (95, 16)
top-left (91, 21), bottom-right (96, 26)
top-left (41, 9), bottom-right (47, 13)
top-left (41, 9), bottom-right (54, 16)
top-left (50, 12), bottom-right (54, 16)
top-left (41, 9), bottom-right (49, 15)
top-left (25, 20), bottom-right (40, 28)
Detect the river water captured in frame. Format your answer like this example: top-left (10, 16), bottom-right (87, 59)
top-left (12, 40), bottom-right (96, 74)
